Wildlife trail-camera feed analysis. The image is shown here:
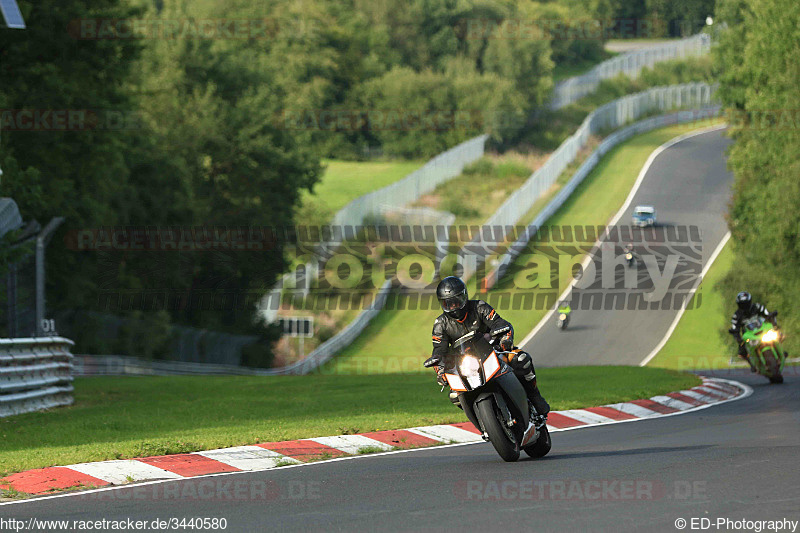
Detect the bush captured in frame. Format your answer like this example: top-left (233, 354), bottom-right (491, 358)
top-left (442, 198), bottom-right (481, 219)
top-left (462, 158), bottom-right (494, 176)
top-left (240, 339), bottom-right (276, 369)
top-left (316, 325), bottom-right (336, 343)
top-left (495, 161), bottom-right (531, 179)
top-left (114, 311), bottom-right (172, 360)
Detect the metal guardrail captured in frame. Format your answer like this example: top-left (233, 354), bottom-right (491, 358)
top-left (0, 336), bottom-right (75, 417)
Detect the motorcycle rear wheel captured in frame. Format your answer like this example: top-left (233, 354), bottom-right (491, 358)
top-left (475, 399), bottom-right (520, 462)
top-left (523, 424), bottom-right (551, 458)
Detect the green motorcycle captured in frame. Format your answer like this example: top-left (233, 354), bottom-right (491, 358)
top-left (739, 315), bottom-right (787, 384)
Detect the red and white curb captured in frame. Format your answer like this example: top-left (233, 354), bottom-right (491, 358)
top-left (1, 377), bottom-right (749, 497)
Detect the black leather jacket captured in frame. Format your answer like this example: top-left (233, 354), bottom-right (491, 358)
top-left (729, 302), bottom-right (771, 341)
top-left (431, 300), bottom-right (513, 368)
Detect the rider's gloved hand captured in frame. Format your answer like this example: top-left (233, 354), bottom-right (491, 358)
top-left (499, 337), bottom-right (513, 352)
top-left (768, 311), bottom-right (778, 325)
top-left (737, 343), bottom-right (748, 357)
top-left (436, 366), bottom-right (447, 387)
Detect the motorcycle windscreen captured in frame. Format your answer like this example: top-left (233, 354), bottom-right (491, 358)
top-left (450, 332), bottom-right (494, 360)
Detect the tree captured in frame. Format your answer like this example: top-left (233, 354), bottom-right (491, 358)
top-left (716, 0), bottom-right (800, 353)
top-left (0, 0), bottom-right (143, 311)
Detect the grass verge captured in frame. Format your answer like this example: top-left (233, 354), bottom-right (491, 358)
top-left (0, 367), bottom-right (699, 476)
top-left (295, 159), bottom-right (424, 227)
top-left (648, 241), bottom-right (736, 370)
top-left (328, 118), bottom-right (724, 371)
top-left (412, 152), bottom-right (540, 228)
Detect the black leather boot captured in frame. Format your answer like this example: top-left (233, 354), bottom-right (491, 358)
top-left (521, 376), bottom-right (550, 417)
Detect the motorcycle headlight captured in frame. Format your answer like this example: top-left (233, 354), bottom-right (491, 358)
top-left (559, 313), bottom-right (567, 320)
top-left (459, 356), bottom-right (480, 378)
top-left (625, 253), bottom-right (632, 260)
top-left (761, 329), bottom-right (778, 343)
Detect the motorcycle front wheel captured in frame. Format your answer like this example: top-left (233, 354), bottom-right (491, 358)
top-left (523, 424), bottom-right (551, 458)
top-left (475, 399), bottom-right (519, 462)
top-left (764, 351), bottom-right (784, 384)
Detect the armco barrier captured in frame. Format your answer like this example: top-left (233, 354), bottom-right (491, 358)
top-left (481, 104), bottom-right (722, 290)
top-left (0, 336), bottom-right (75, 417)
top-left (458, 82), bottom-right (716, 282)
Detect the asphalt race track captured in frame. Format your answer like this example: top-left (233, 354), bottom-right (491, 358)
top-left (7, 129), bottom-right (797, 533)
top-left (4, 370), bottom-right (798, 532)
top-left (521, 127), bottom-right (734, 366)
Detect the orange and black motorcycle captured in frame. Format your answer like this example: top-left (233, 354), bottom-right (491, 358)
top-left (424, 331), bottom-right (551, 462)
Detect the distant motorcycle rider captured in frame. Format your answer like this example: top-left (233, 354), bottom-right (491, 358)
top-left (430, 276), bottom-right (550, 419)
top-left (728, 291), bottom-right (776, 371)
top-left (623, 242), bottom-right (636, 265)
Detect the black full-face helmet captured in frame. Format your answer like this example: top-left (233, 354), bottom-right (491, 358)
top-left (437, 276), bottom-right (468, 319)
top-left (736, 291), bottom-right (752, 311)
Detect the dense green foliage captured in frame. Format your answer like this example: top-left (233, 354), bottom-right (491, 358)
top-left (607, 0), bottom-right (715, 37)
top-left (0, 0), bottom-right (716, 362)
top-left (714, 0), bottom-right (799, 354)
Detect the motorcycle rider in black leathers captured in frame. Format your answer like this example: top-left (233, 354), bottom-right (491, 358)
top-left (728, 291), bottom-right (776, 372)
top-left (430, 276), bottom-right (550, 421)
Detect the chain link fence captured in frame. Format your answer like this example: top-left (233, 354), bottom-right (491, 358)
top-left (1, 251), bottom-right (37, 338)
top-left (550, 33), bottom-right (711, 110)
top-left (330, 134), bottom-right (489, 233)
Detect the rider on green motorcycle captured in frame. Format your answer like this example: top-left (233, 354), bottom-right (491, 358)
top-left (728, 291), bottom-right (776, 371)
top-left (557, 300), bottom-right (572, 316)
